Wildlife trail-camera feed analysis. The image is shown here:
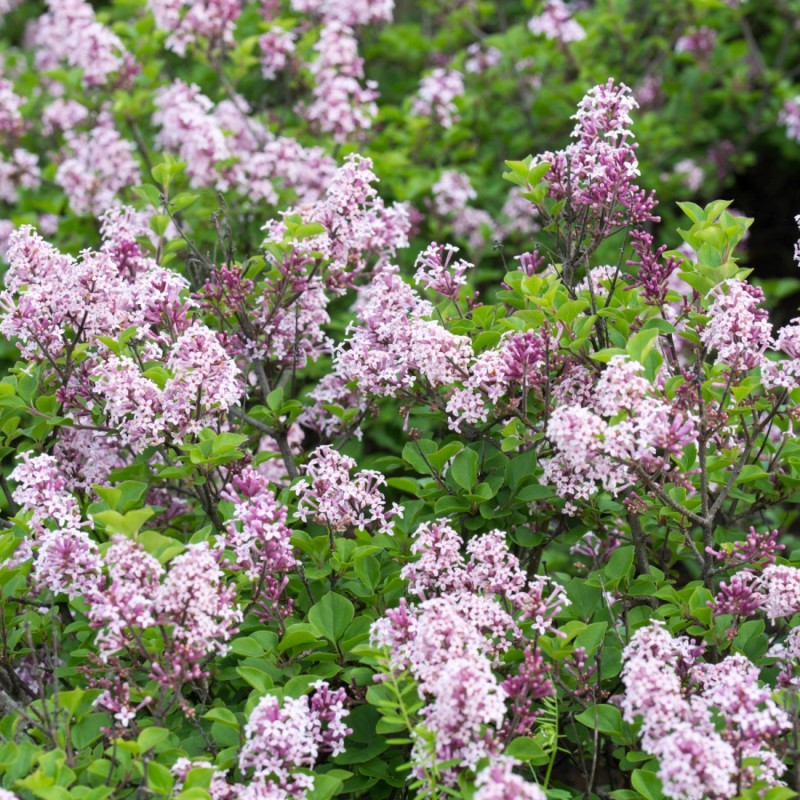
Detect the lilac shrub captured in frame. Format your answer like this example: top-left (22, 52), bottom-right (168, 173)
top-left (2, 1), bottom-right (800, 798)
top-left (4, 91), bottom-right (800, 791)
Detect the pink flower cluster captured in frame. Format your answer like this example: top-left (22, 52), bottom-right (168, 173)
top-left (671, 158), bottom-right (704, 192)
top-left (52, 426), bottom-right (124, 492)
top-left (0, 223), bottom-right (242, 450)
top-left (171, 759), bottom-right (234, 800)
top-left (628, 229), bottom-right (681, 305)
top-left (329, 265), bottom-right (471, 401)
top-left (87, 536), bottom-right (241, 685)
top-left (758, 564), bottom-right (800, 620)
top-left (152, 81), bottom-right (237, 189)
top-left (531, 79), bottom-right (658, 233)
top-left (414, 242), bottom-right (471, 299)
top-left (430, 170), bottom-right (476, 216)
top-left (0, 0), bottom-right (22, 16)
top-left (10, 452), bottom-right (100, 599)
top-left (399, 521), bottom-right (567, 626)
top-left (675, 26), bottom-right (717, 58)
top-left (1, 224), bottom-right (137, 359)
top-left (293, 445), bottom-right (401, 535)
top-left (700, 279), bottom-right (771, 371)
top-left (528, 0), bottom-right (586, 43)
top-left (95, 323), bottom-right (242, 449)
top-left (474, 757), bottom-right (546, 800)
top-left (769, 627), bottom-right (800, 688)
top-left (782, 98), bottom-right (800, 143)
top-left (55, 111), bottom-right (140, 216)
top-left (154, 80), bottom-right (336, 203)
top-left (446, 328), bottom-right (557, 432)
top-left (412, 69), bottom-right (465, 129)
top-left (763, 317), bottom-right (800, 391)
top-left (290, 0), bottom-right (394, 26)
top-left (303, 23), bottom-right (378, 143)
top-left (200, 250), bottom-right (331, 368)
top-left (31, 0), bottom-right (133, 88)
top-left (428, 171), bottom-right (496, 247)
top-left (372, 519), bottom-right (565, 784)
top-left (497, 187), bottom-right (542, 239)
top-left (238, 683), bottom-right (351, 799)
top-left (94, 678), bottom-right (152, 728)
top-left (0, 78), bottom-right (25, 137)
top-left (622, 623), bottom-right (789, 800)
top-left (263, 154), bottom-right (409, 290)
top-left (259, 26), bottom-right (296, 79)
top-left (708, 526), bottom-right (784, 571)
top-left (221, 466), bottom-right (297, 617)
top-left (543, 356), bottom-right (698, 508)
top-left (712, 556), bottom-right (800, 631)
top-left (150, 0), bottom-right (242, 55)
top-left (41, 98), bottom-right (88, 136)
top-left (0, 148), bottom-right (40, 204)
top-left (464, 44), bottom-right (502, 75)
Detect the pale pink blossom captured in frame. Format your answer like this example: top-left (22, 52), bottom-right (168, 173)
top-left (289, 0), bottom-right (393, 26)
top-left (431, 171), bottom-right (476, 217)
top-left (700, 279), bottom-right (770, 371)
top-left (150, 0), bottom-right (241, 55)
top-left (0, 77), bottom-right (25, 136)
top-left (0, 148), bottom-right (40, 203)
top-left (31, 0), bottom-right (132, 88)
top-left (528, 0), bottom-right (586, 43)
top-left (302, 23), bottom-right (378, 143)
top-left (55, 111), bottom-right (140, 216)
top-left (412, 69), bottom-right (464, 129)
top-left (259, 26), bottom-right (296, 79)
top-left (474, 757), bottom-right (546, 800)
top-left (293, 445), bottom-right (401, 535)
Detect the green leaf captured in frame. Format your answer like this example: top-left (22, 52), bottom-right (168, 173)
top-left (605, 546), bottom-right (635, 582)
top-left (138, 726), bottom-right (170, 752)
top-left (427, 442), bottom-right (463, 472)
top-left (279, 623), bottom-right (324, 652)
top-left (505, 736), bottom-right (546, 762)
top-left (230, 636), bottom-right (265, 658)
top-left (92, 508), bottom-right (154, 537)
top-left (306, 773), bottom-right (344, 800)
top-left (516, 484), bottom-right (555, 502)
top-left (308, 592), bottom-right (355, 643)
top-left (627, 328), bottom-right (660, 364)
top-left (591, 347), bottom-right (628, 363)
top-left (450, 447), bottom-right (479, 491)
top-left (150, 214), bottom-right (170, 236)
top-left (203, 708), bottom-right (240, 729)
top-left (71, 713), bottom-right (108, 749)
top-left (293, 222), bottom-right (326, 239)
top-left (502, 157), bottom-right (532, 186)
top-left (556, 299), bottom-right (589, 325)
top-left (147, 761), bottom-right (174, 795)
top-left (176, 790), bottom-right (212, 800)
top-left (133, 184), bottom-right (162, 208)
top-left (575, 704), bottom-right (623, 736)
top-left (676, 201), bottom-right (705, 223)
top-left (267, 387), bottom-right (284, 410)
top-left (632, 769), bottom-right (664, 800)
top-left (527, 160), bottom-right (552, 185)
top-left (236, 666), bottom-right (273, 693)
top-left (354, 554), bottom-right (381, 591)
top-left (170, 191), bottom-right (199, 212)
top-left (575, 621), bottom-right (608, 654)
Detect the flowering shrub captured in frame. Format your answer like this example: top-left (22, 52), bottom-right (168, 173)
top-left (3, 2), bottom-right (800, 800)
